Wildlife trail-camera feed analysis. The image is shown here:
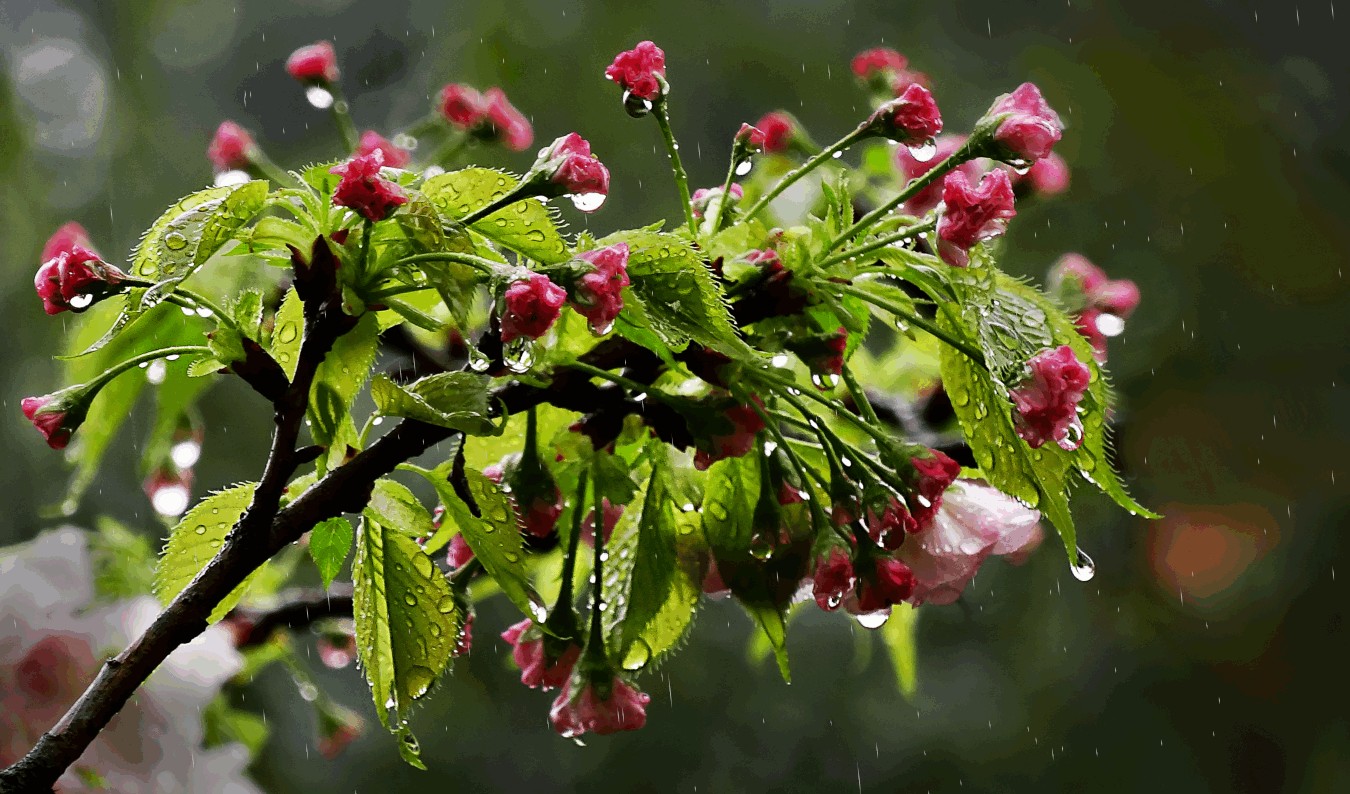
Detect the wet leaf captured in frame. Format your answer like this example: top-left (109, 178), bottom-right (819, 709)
top-left (308, 517), bottom-right (354, 589)
top-left (370, 372), bottom-right (497, 436)
top-left (423, 167), bottom-right (569, 264)
top-left (154, 483), bottom-right (259, 623)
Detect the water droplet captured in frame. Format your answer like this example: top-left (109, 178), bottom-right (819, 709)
top-left (621, 90), bottom-right (654, 118)
top-left (68, 293), bottom-right (95, 310)
top-left (146, 360), bottom-right (168, 385)
top-left (502, 337), bottom-right (536, 373)
top-left (436, 595), bottom-right (456, 614)
top-left (151, 484), bottom-right (190, 517)
top-left (568, 192), bottom-right (607, 212)
top-left (171, 440), bottom-right (202, 469)
top-left (214, 169), bottom-right (250, 187)
top-left (810, 372), bottom-right (840, 390)
top-left (907, 141), bottom-right (938, 162)
top-left (1070, 548), bottom-right (1096, 582)
top-left (527, 592), bottom-right (549, 622)
top-left (403, 592), bottom-right (418, 607)
top-left (305, 85), bottom-right (334, 109)
top-left (735, 160), bottom-right (753, 176)
top-left (467, 346), bottom-right (491, 372)
top-left (406, 665), bottom-right (436, 698)
top-left (411, 552), bottom-right (434, 579)
top-left (163, 231), bottom-right (189, 251)
top-left (854, 610), bottom-right (889, 629)
top-left (770, 353), bottom-right (790, 368)
top-left (831, 150), bottom-right (844, 159)
top-left (1095, 313), bottom-right (1126, 337)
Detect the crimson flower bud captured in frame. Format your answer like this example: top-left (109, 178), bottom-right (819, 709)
top-left (438, 83), bottom-right (485, 128)
top-left (909, 449), bottom-right (961, 531)
top-left (863, 84), bottom-right (943, 146)
top-left (605, 40), bottom-right (667, 112)
top-left (329, 151), bottom-right (408, 222)
top-left (41, 222), bottom-right (97, 263)
top-left (980, 82), bottom-right (1063, 164)
top-left (893, 134), bottom-right (978, 216)
top-left (34, 245), bottom-right (125, 315)
top-left (1016, 152), bottom-right (1070, 197)
top-left (935, 169), bottom-right (1016, 267)
top-left (355, 130), bottom-right (411, 168)
top-left (735, 122), bottom-right (766, 154)
top-left (1008, 345), bottom-right (1091, 450)
top-left (549, 676), bottom-right (650, 738)
top-left (21, 384), bottom-right (93, 450)
top-left (569, 244), bottom-right (630, 334)
top-left (1048, 254), bottom-right (1140, 361)
top-left (755, 111), bottom-right (795, 154)
top-left (852, 556), bottom-right (917, 614)
top-left (316, 702), bottom-right (364, 759)
top-left (501, 619), bottom-right (582, 690)
top-left (501, 273), bottom-right (567, 343)
top-left (582, 498), bottom-right (625, 547)
top-left (481, 87), bottom-right (534, 152)
top-left (812, 547), bottom-right (857, 611)
top-left (690, 184), bottom-right (743, 219)
top-left (693, 398), bottom-right (766, 471)
top-left (531, 133), bottom-right (610, 208)
top-left (865, 497), bottom-right (916, 550)
top-left (285, 41), bottom-right (339, 84)
top-left (446, 533), bottom-right (474, 569)
top-left (207, 121), bottom-right (256, 173)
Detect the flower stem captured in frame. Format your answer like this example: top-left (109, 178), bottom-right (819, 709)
top-left (459, 183), bottom-right (530, 227)
top-left (584, 457), bottom-right (609, 665)
top-left (392, 251), bottom-right (500, 274)
top-left (653, 102), bottom-right (696, 236)
top-left (822, 145), bottom-right (969, 254)
top-left (834, 283), bottom-right (985, 365)
top-left (327, 83), bottom-right (359, 153)
top-left (741, 126), bottom-right (869, 221)
top-left (544, 470), bottom-right (588, 639)
top-left (816, 219), bottom-right (935, 270)
top-left (839, 363), bottom-right (881, 426)
top-left (706, 144), bottom-right (741, 236)
top-left (743, 396), bottom-right (840, 540)
top-left (568, 361), bottom-right (662, 402)
top-left (250, 150), bottom-right (300, 189)
top-left (357, 220), bottom-right (374, 284)
top-left (429, 133), bottom-right (471, 168)
top-left (90, 345), bottom-right (213, 391)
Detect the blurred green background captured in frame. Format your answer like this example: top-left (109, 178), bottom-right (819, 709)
top-left (2, 0), bottom-right (1346, 791)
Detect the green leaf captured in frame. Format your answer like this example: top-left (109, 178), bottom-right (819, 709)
top-left (701, 454), bottom-right (760, 558)
top-left (422, 168), bottom-right (570, 264)
top-left (203, 698), bottom-right (270, 755)
top-left (308, 313), bottom-right (379, 446)
top-left (245, 216), bottom-right (314, 255)
top-left (268, 288), bottom-right (304, 379)
top-left (365, 479), bottom-right (435, 539)
top-left (745, 602), bottom-right (790, 683)
top-left (414, 466), bottom-right (540, 618)
top-left (308, 517), bottom-right (354, 589)
top-left (133, 181), bottom-right (269, 311)
top-left (599, 230), bottom-right (753, 358)
top-left (89, 517), bottom-right (157, 601)
top-left (154, 483), bottom-right (259, 623)
top-left (879, 604), bottom-right (919, 699)
top-left (231, 289), bottom-right (265, 341)
top-left (370, 372), bottom-right (497, 435)
top-left (352, 516), bottom-right (460, 765)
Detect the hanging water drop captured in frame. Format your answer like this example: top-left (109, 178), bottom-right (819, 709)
top-left (151, 483), bottom-right (190, 517)
top-left (908, 141), bottom-right (938, 162)
top-left (568, 192), bottom-right (607, 212)
top-left (467, 346), bottom-right (491, 372)
top-left (68, 293), bottom-right (95, 310)
top-left (735, 160), bottom-right (753, 176)
top-left (305, 85), bottom-right (334, 109)
top-left (1096, 313), bottom-right (1126, 337)
top-left (854, 610), bottom-right (889, 629)
top-left (1070, 548), bottom-right (1096, 582)
top-left (214, 169), bottom-right (250, 187)
top-left (171, 439), bottom-right (202, 469)
top-left (146, 360), bottom-right (168, 385)
top-left (502, 337), bottom-right (536, 373)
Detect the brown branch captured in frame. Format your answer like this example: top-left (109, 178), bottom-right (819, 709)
top-left (232, 584), bottom-right (355, 649)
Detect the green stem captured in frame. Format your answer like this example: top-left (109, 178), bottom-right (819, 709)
top-left (741, 126), bottom-right (869, 221)
top-left (834, 283), bottom-right (985, 365)
top-left (743, 397), bottom-right (842, 541)
top-left (816, 219), bottom-right (936, 270)
top-left (249, 150), bottom-right (299, 189)
top-left (363, 284), bottom-right (435, 303)
top-left (357, 220), bottom-right (373, 285)
top-left (327, 83), bottom-right (359, 152)
top-left (822, 145), bottom-right (970, 254)
top-left (544, 471), bottom-right (588, 639)
top-left (653, 102), bottom-right (697, 235)
top-left (89, 345), bottom-right (213, 391)
top-left (404, 114), bottom-right (444, 140)
top-left (393, 252), bottom-right (500, 274)
top-left (568, 361), bottom-right (662, 401)
top-left (706, 144), bottom-right (741, 236)
top-left (584, 458), bottom-right (609, 665)
top-left (839, 364), bottom-right (881, 427)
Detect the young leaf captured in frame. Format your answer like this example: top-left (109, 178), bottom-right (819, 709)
top-left (599, 230), bottom-right (753, 358)
top-left (365, 479), bottom-right (435, 539)
top-left (133, 181), bottom-right (269, 311)
top-left (352, 516), bottom-right (460, 766)
top-left (308, 517), bottom-right (354, 589)
top-left (701, 454), bottom-right (761, 558)
top-left (308, 313), bottom-right (379, 446)
top-left (154, 483), bottom-right (260, 623)
top-left (268, 288), bottom-right (304, 379)
top-left (422, 168), bottom-right (570, 264)
top-left (370, 372), bottom-right (497, 436)
top-left (415, 466), bottom-right (541, 618)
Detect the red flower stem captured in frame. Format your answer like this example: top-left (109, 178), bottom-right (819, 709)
top-left (741, 126), bottom-right (869, 221)
top-left (653, 102), bottom-right (697, 236)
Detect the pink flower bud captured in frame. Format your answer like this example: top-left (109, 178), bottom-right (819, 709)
top-left (570, 244), bottom-right (630, 334)
top-left (329, 151), bottom-right (408, 222)
top-left (317, 630), bottom-right (357, 669)
top-left (1048, 254), bottom-right (1141, 359)
top-left (41, 222), bottom-right (97, 263)
top-left (851, 47), bottom-right (908, 80)
top-left (693, 399), bottom-right (766, 471)
top-left (1018, 151), bottom-right (1070, 196)
top-left (1048, 253), bottom-right (1107, 294)
top-left (455, 613), bottom-right (474, 656)
top-left (481, 87), bottom-right (534, 152)
top-left (316, 703), bottom-right (364, 759)
top-left (34, 245), bottom-right (124, 315)
top-left (207, 121), bottom-right (256, 173)
top-left (755, 111), bottom-right (795, 154)
top-left (865, 84), bottom-right (943, 145)
top-left (446, 533), bottom-right (475, 569)
top-left (1090, 279), bottom-right (1141, 320)
top-left (549, 676), bottom-right (651, 738)
top-left (812, 547), bottom-right (857, 611)
top-left (1075, 308), bottom-right (1109, 363)
top-left (582, 498), bottom-right (625, 547)
top-left (438, 83), bottom-right (486, 128)
top-left (482, 463), bottom-right (505, 483)
top-left (735, 123), bottom-right (766, 153)
top-left (520, 489), bottom-right (565, 539)
top-left (935, 169), bottom-right (1016, 267)
top-left (22, 394), bottom-right (75, 450)
top-left (898, 480), bottom-right (1043, 605)
top-left (536, 133), bottom-right (610, 205)
top-left (286, 41), bottom-right (339, 83)
top-left (605, 41), bottom-right (667, 102)
top-left (355, 130), bottom-right (410, 168)
top-left (866, 498), bottom-right (917, 550)
top-left (501, 273), bottom-right (567, 343)
top-left (983, 82), bottom-right (1063, 164)
top-left (690, 184), bottom-right (743, 219)
top-left (909, 449), bottom-right (961, 531)
top-left (500, 619), bottom-right (581, 690)
top-left (852, 556), bottom-right (916, 614)
top-left (1008, 345), bottom-right (1092, 450)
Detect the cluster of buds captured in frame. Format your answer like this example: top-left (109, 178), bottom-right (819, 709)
top-left (438, 84), bottom-right (534, 152)
top-left (1009, 345), bottom-right (1093, 450)
top-left (1048, 254), bottom-right (1141, 361)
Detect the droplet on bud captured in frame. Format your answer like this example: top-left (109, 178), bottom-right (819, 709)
top-left (214, 169), bottom-right (251, 187)
top-left (854, 610), bottom-right (889, 629)
top-left (68, 293), bottom-right (94, 310)
top-left (735, 160), bottom-right (753, 176)
top-left (1096, 313), bottom-right (1126, 337)
top-left (151, 483), bottom-right (191, 517)
top-left (467, 346), bottom-right (491, 372)
top-left (502, 337), bottom-right (536, 373)
top-left (622, 91), bottom-right (654, 118)
top-left (568, 192), bottom-right (607, 212)
top-left (305, 85), bottom-right (334, 109)
top-left (170, 439), bottom-right (202, 469)
top-left (907, 140), bottom-right (938, 163)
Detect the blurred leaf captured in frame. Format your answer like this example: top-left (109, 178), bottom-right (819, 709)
top-left (308, 517), bottom-right (354, 590)
top-left (423, 168), bottom-right (570, 264)
top-left (154, 483), bottom-right (259, 623)
top-left (370, 372), bottom-right (497, 435)
top-left (89, 517), bottom-right (157, 601)
top-left (880, 603), bottom-right (919, 699)
top-left (352, 516), bottom-right (460, 766)
top-left (203, 697), bottom-right (270, 755)
top-left (701, 454), bottom-right (760, 558)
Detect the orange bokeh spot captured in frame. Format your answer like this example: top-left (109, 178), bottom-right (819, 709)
top-left (1148, 503), bottom-right (1278, 604)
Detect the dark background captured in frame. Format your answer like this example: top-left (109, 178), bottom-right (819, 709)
top-left (2, 1), bottom-right (1346, 791)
